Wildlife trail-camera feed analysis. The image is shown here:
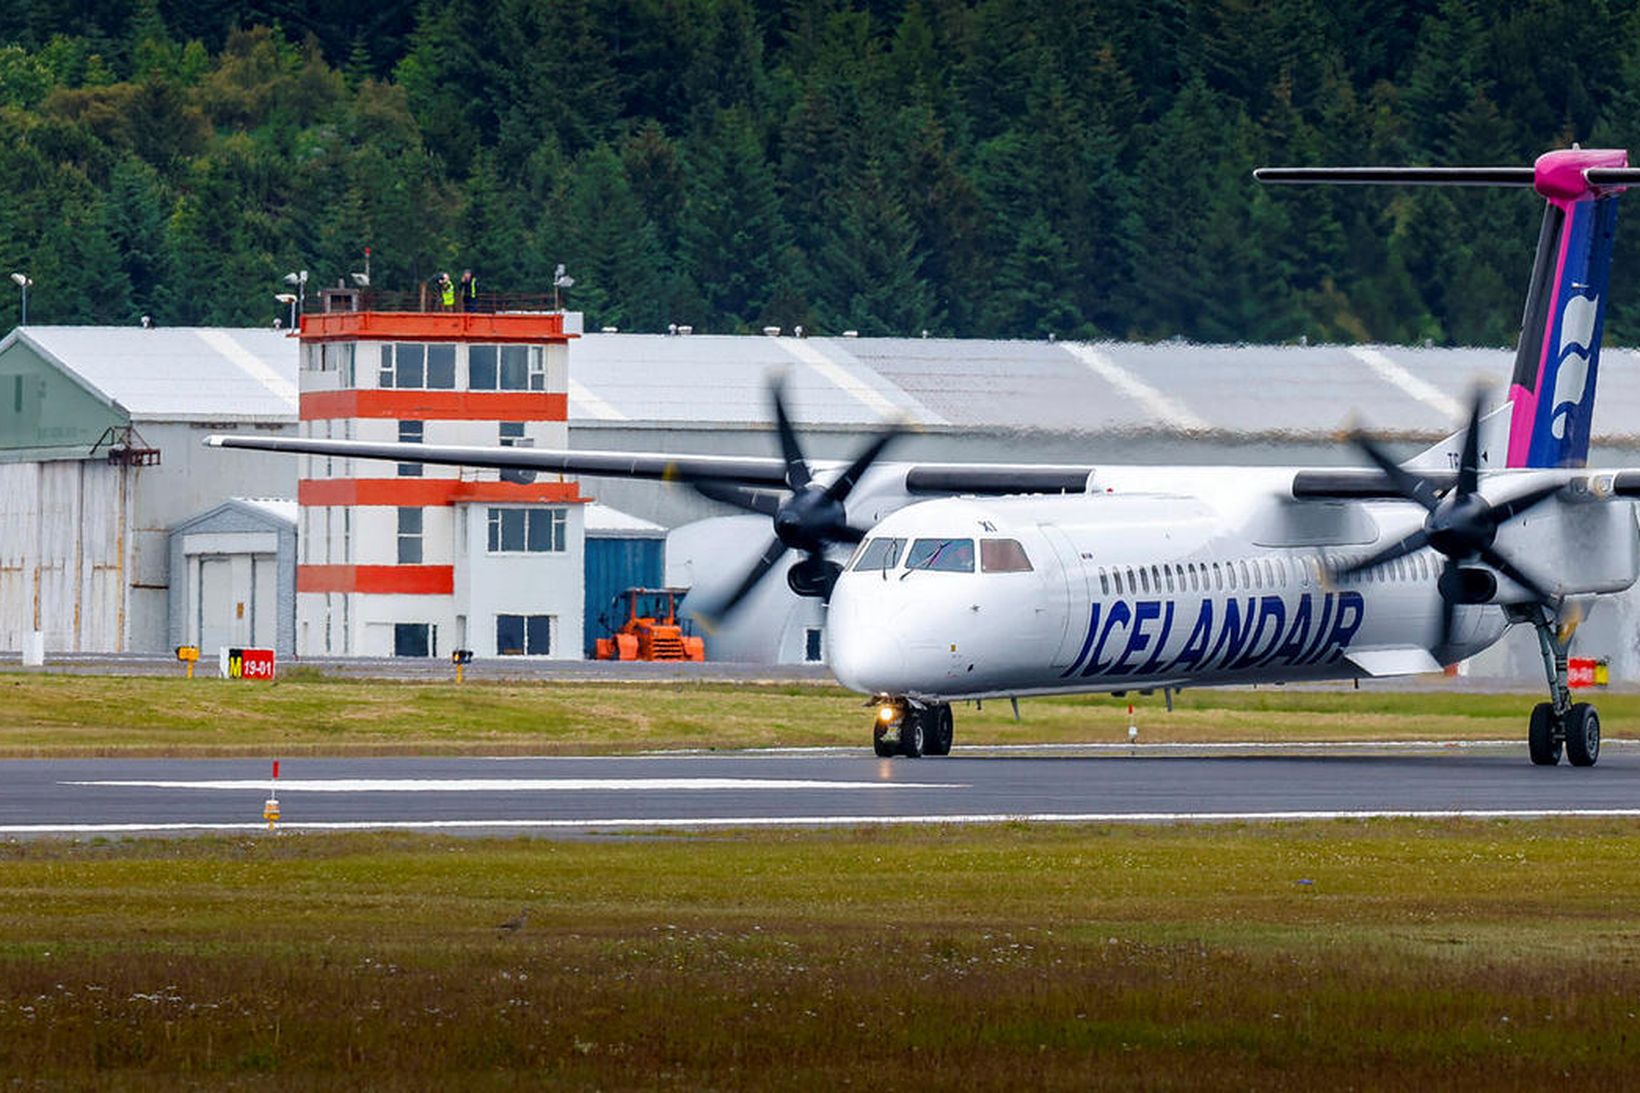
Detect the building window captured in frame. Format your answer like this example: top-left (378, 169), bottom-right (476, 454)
top-left (398, 507), bottom-right (423, 564)
top-left (315, 342), bottom-right (355, 379)
top-left (426, 344), bottom-right (456, 388)
top-left (487, 507), bottom-right (566, 553)
top-left (805, 627), bottom-right (823, 663)
top-left (394, 623), bottom-right (431, 657)
top-left (499, 421), bottom-right (526, 446)
top-left (496, 614), bottom-right (552, 656)
top-left (469, 345), bottom-right (545, 391)
top-left (398, 420), bottom-right (424, 476)
top-left (378, 343), bottom-right (455, 389)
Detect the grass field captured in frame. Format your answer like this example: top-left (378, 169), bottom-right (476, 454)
top-left (3, 821), bottom-right (1640, 1088)
top-left (0, 670), bottom-right (1626, 757)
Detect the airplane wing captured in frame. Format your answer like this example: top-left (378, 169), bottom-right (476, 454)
top-left (205, 434), bottom-right (1097, 497)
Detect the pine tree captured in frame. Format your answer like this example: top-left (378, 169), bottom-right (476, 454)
top-left (813, 161), bottom-right (936, 336)
top-left (677, 108), bottom-right (790, 331)
top-left (554, 144), bottom-right (666, 331)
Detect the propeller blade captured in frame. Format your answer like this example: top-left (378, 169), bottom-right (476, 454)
top-left (698, 537), bottom-right (790, 624)
top-left (1437, 558), bottom-right (1458, 650)
top-left (1487, 483), bottom-right (1563, 523)
top-left (830, 524), bottom-right (866, 544)
top-left (1477, 545), bottom-right (1554, 604)
top-left (1333, 528), bottom-right (1432, 580)
top-left (770, 381), bottom-right (811, 492)
top-left (690, 480), bottom-right (782, 517)
top-left (1351, 433), bottom-right (1439, 511)
top-left (824, 425), bottom-right (904, 504)
top-left (1457, 390), bottom-right (1484, 497)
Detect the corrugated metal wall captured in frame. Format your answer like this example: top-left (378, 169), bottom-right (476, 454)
top-left (0, 459), bottom-right (129, 652)
top-left (582, 537), bottom-right (664, 656)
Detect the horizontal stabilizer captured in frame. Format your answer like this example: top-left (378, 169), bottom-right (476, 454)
top-left (1254, 167), bottom-right (1535, 186)
top-left (1345, 648), bottom-right (1444, 677)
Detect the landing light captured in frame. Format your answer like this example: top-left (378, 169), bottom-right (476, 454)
top-left (878, 705), bottom-right (897, 723)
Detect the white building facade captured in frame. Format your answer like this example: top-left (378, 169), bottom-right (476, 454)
top-left (294, 303), bottom-right (586, 659)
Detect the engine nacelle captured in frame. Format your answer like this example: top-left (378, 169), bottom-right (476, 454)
top-left (1438, 565), bottom-right (1497, 604)
top-left (787, 557), bottom-right (843, 599)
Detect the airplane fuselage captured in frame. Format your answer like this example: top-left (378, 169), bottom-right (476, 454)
top-left (827, 469), bottom-right (1516, 700)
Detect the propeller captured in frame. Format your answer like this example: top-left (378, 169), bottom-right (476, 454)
top-left (1332, 390), bottom-right (1562, 650)
top-left (687, 380), bottom-right (903, 624)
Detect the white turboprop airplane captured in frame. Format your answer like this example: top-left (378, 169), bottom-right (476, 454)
top-left (211, 147), bottom-right (1640, 767)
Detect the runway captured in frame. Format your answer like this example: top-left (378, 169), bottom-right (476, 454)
top-left (4, 742), bottom-right (1640, 836)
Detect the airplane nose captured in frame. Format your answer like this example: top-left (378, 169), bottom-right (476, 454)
top-left (826, 579), bottom-right (907, 693)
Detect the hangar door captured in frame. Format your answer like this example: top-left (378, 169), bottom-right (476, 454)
top-left (193, 553), bottom-right (278, 653)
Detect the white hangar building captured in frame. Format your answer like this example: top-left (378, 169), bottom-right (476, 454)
top-left (0, 326), bottom-right (299, 655)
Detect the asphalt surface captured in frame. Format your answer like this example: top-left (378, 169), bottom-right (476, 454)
top-left (5, 742), bottom-right (1640, 836)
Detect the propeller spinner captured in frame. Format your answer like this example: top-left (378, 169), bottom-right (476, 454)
top-left (1333, 390), bottom-right (1562, 650)
top-left (686, 381), bottom-right (902, 624)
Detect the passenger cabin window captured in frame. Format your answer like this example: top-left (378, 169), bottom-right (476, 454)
top-left (980, 539), bottom-right (1033, 573)
top-left (853, 537), bottom-right (905, 571)
top-left (906, 538), bottom-right (975, 572)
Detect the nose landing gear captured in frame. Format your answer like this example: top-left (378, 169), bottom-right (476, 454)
top-left (1526, 607), bottom-right (1599, 767)
top-left (871, 698), bottom-right (954, 758)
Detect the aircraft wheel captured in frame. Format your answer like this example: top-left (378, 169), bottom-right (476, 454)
top-left (872, 723), bottom-right (897, 758)
top-left (901, 715), bottom-right (925, 758)
top-left (1528, 702), bottom-right (1561, 766)
top-left (1565, 703), bottom-right (1600, 768)
top-left (925, 705), bottom-right (954, 756)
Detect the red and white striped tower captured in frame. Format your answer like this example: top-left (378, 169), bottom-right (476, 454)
top-left (294, 297), bottom-right (587, 659)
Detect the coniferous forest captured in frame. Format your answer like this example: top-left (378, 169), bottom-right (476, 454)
top-left (3, 1), bottom-right (1640, 343)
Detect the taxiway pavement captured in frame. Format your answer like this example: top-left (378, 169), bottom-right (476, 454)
top-left (3, 742), bottom-right (1639, 836)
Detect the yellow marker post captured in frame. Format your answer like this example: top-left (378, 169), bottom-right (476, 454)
top-left (175, 645), bottom-right (199, 680)
top-left (452, 648), bottom-right (473, 683)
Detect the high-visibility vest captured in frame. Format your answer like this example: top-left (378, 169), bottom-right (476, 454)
top-left (440, 281), bottom-right (455, 307)
top-left (464, 276), bottom-right (478, 302)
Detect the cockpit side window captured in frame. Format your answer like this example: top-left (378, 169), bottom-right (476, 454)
top-left (852, 537), bottom-right (905, 571)
top-left (906, 538), bottom-right (975, 572)
top-left (980, 538), bottom-right (1033, 573)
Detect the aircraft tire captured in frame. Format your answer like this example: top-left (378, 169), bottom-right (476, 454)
top-left (901, 716), bottom-right (925, 758)
top-left (1528, 702), bottom-right (1561, 766)
top-left (872, 724), bottom-right (897, 758)
top-left (1565, 703), bottom-right (1600, 768)
top-left (925, 705), bottom-right (954, 756)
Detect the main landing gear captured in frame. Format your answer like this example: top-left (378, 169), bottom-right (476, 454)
top-left (871, 697), bottom-right (954, 758)
top-left (1525, 606), bottom-right (1599, 767)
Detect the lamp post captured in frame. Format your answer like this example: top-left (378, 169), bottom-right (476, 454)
top-left (552, 263), bottom-right (574, 311)
top-left (274, 293), bottom-right (298, 330)
top-left (283, 269), bottom-right (308, 320)
top-left (9, 272), bottom-right (31, 326)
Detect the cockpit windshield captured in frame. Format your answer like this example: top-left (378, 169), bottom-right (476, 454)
top-left (852, 537), bottom-right (905, 571)
top-left (905, 538), bottom-right (975, 572)
top-left (980, 538), bottom-right (1033, 572)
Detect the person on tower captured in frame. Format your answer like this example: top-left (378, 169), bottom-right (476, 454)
top-left (460, 269), bottom-right (479, 312)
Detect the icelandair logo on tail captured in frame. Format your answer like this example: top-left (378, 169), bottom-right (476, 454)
top-left (1061, 591), bottom-right (1365, 679)
top-left (1550, 291), bottom-right (1599, 440)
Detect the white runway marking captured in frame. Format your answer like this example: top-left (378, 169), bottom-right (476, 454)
top-left (60, 777), bottom-right (966, 793)
top-left (8, 808), bottom-right (1640, 836)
